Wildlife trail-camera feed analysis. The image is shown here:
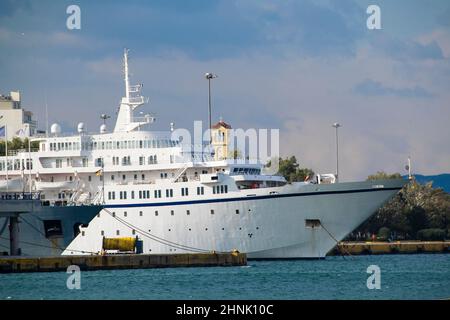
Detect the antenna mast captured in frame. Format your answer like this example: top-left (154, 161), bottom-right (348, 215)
top-left (45, 93), bottom-right (48, 137)
top-left (114, 48), bottom-right (153, 132)
top-left (124, 48), bottom-right (130, 100)
top-left (407, 157), bottom-right (412, 180)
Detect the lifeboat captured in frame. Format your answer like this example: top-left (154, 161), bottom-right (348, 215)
top-left (35, 180), bottom-right (77, 191)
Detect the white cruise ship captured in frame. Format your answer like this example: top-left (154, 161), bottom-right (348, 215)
top-left (0, 50), bottom-right (406, 258)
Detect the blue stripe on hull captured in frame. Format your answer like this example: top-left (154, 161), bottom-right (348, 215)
top-left (104, 187), bottom-right (402, 209)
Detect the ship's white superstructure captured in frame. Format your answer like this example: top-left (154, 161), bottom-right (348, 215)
top-left (0, 49), bottom-right (406, 258)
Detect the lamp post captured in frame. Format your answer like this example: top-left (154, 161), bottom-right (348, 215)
top-left (205, 73), bottom-right (218, 143)
top-left (0, 115), bottom-right (8, 192)
top-left (332, 122), bottom-right (342, 182)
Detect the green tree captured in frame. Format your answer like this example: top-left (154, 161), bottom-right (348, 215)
top-left (367, 171), bottom-right (402, 181)
top-left (0, 137), bottom-right (40, 154)
top-left (352, 177), bottom-right (450, 240)
top-left (268, 156), bottom-right (314, 182)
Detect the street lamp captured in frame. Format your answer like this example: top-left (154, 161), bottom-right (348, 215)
top-left (0, 115), bottom-right (8, 192)
top-left (332, 122), bottom-right (342, 182)
top-left (205, 72), bottom-right (218, 143)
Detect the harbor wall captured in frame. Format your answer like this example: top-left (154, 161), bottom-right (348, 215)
top-left (328, 241), bottom-right (450, 256)
top-left (0, 252), bottom-right (246, 273)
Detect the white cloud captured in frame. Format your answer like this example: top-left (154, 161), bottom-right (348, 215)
top-left (418, 29), bottom-right (450, 59)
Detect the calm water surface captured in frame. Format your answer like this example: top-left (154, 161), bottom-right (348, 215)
top-left (1, 254), bottom-right (449, 300)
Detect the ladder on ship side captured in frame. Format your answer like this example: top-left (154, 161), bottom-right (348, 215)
top-left (172, 163), bottom-right (190, 183)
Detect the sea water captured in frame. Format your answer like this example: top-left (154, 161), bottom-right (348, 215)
top-left (1, 254), bottom-right (449, 300)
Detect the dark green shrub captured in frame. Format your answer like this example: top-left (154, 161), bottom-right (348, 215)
top-left (377, 227), bottom-right (391, 241)
top-left (417, 228), bottom-right (446, 241)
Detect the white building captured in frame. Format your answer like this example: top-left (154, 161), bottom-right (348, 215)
top-left (0, 91), bottom-right (38, 140)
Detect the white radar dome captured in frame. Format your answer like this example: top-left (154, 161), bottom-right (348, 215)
top-left (50, 123), bottom-right (61, 135)
top-left (100, 124), bottom-right (107, 134)
top-left (77, 122), bottom-right (85, 133)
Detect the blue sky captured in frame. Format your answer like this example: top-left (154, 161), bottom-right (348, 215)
top-left (1, 0), bottom-right (449, 180)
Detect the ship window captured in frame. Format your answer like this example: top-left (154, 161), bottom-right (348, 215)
top-left (186, 210), bottom-right (190, 215)
top-left (197, 187), bottom-right (204, 195)
top-left (139, 211), bottom-right (143, 216)
top-left (305, 219), bottom-right (321, 228)
top-left (139, 191), bottom-right (142, 199)
top-left (116, 230), bottom-right (120, 235)
top-left (235, 209), bottom-right (240, 214)
top-left (101, 230), bottom-right (104, 236)
top-left (131, 191), bottom-right (135, 199)
top-left (132, 229), bottom-right (136, 235)
top-left (155, 211), bottom-right (158, 216)
top-left (210, 209), bottom-right (214, 215)
top-left (171, 210), bottom-right (174, 216)
top-left (124, 211), bottom-right (127, 217)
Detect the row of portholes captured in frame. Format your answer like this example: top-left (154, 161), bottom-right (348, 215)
top-left (106, 208), bottom-right (251, 218)
top-left (97, 226), bottom-right (261, 236)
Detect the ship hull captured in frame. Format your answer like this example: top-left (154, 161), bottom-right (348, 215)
top-left (63, 179), bottom-right (406, 258)
top-left (0, 205), bottom-right (102, 256)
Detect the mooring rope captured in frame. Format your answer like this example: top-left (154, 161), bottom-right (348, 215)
top-left (320, 221), bottom-right (353, 259)
top-left (102, 208), bottom-right (221, 254)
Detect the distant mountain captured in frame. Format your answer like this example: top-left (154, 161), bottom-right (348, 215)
top-left (408, 174), bottom-right (450, 193)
